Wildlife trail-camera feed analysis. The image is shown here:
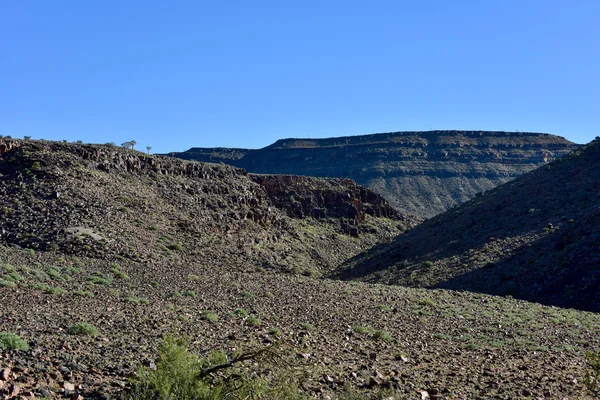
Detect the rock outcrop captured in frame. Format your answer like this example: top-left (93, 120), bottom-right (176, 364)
top-left (0, 140), bottom-right (415, 274)
top-left (174, 130), bottom-right (577, 218)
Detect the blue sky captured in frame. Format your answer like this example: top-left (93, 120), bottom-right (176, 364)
top-left (2, 1), bottom-right (599, 153)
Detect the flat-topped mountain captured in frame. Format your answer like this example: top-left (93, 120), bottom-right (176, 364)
top-left (333, 138), bottom-right (600, 312)
top-left (173, 130), bottom-right (577, 219)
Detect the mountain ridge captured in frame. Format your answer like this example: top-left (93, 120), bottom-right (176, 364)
top-left (173, 130), bottom-right (577, 218)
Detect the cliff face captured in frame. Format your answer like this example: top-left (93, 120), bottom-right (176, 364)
top-left (0, 140), bottom-right (414, 274)
top-left (175, 131), bottom-right (577, 219)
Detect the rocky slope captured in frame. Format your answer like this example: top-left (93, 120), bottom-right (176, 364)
top-left (174, 131), bottom-right (577, 219)
top-left (2, 246), bottom-right (600, 399)
top-left (334, 139), bottom-right (600, 312)
top-left (0, 139), bottom-right (415, 277)
top-left (1, 139), bottom-right (600, 399)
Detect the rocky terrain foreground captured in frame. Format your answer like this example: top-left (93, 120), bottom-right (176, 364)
top-left (334, 139), bottom-right (600, 313)
top-left (173, 131), bottom-right (577, 219)
top-left (0, 139), bottom-right (599, 399)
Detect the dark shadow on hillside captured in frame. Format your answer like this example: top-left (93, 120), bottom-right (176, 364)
top-left (432, 217), bottom-right (600, 312)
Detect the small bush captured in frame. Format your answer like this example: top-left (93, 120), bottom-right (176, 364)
top-left (417, 298), bottom-right (436, 308)
top-left (269, 328), bottom-right (282, 336)
top-left (353, 326), bottom-right (376, 335)
top-left (374, 330), bottom-right (394, 343)
top-left (0, 332), bottom-right (29, 351)
top-left (45, 286), bottom-right (65, 295)
top-left (0, 279), bottom-right (16, 288)
top-left (128, 336), bottom-right (303, 400)
top-left (300, 323), bottom-right (314, 331)
top-left (167, 243), bottom-right (184, 251)
top-left (89, 272), bottom-right (113, 286)
top-left (127, 296), bottom-right (149, 305)
top-left (247, 317), bottom-right (261, 326)
top-left (46, 266), bottom-right (63, 281)
top-left (201, 311), bottom-right (218, 322)
top-left (241, 290), bottom-right (253, 298)
top-left (183, 290), bottom-right (197, 298)
top-left (111, 263), bottom-right (130, 280)
top-left (584, 350), bottom-right (600, 396)
top-left (67, 322), bottom-right (99, 337)
top-left (234, 308), bottom-right (248, 317)
top-left (114, 270), bottom-right (130, 280)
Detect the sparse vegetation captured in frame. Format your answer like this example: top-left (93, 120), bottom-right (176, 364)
top-left (584, 349), bottom-right (600, 396)
top-left (127, 296), bottom-right (150, 305)
top-left (201, 311), bottom-right (218, 322)
top-left (0, 332), bottom-right (29, 351)
top-left (128, 336), bottom-right (303, 400)
top-left (67, 322), bottom-right (99, 337)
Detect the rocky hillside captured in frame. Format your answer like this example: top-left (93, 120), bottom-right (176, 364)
top-left (174, 130), bottom-right (577, 218)
top-left (334, 139), bottom-right (600, 312)
top-left (0, 139), bottom-right (415, 276)
top-left (1, 139), bottom-right (600, 399)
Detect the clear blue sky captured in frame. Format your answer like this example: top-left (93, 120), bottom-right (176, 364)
top-left (2, 1), bottom-right (599, 153)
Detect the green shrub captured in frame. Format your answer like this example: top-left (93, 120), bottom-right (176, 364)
top-left (167, 243), bottom-right (184, 251)
top-left (45, 286), bottom-right (65, 295)
top-left (241, 290), bottom-right (253, 298)
top-left (89, 271), bottom-right (113, 285)
top-left (585, 350), bottom-right (600, 396)
top-left (373, 330), bottom-right (394, 343)
top-left (0, 332), bottom-right (29, 351)
top-left (246, 317), bottom-right (261, 327)
top-left (300, 323), bottom-right (314, 331)
top-left (269, 328), bottom-right (282, 336)
top-left (183, 290), bottom-right (197, 298)
top-left (234, 308), bottom-right (248, 317)
top-left (46, 266), bottom-right (63, 281)
top-left (201, 311), bottom-right (218, 322)
top-left (0, 279), bottom-right (16, 288)
top-left (67, 322), bottom-right (99, 337)
top-left (417, 298), bottom-right (436, 308)
top-left (128, 336), bottom-right (303, 400)
top-left (353, 326), bottom-right (376, 335)
top-left (127, 296), bottom-right (149, 305)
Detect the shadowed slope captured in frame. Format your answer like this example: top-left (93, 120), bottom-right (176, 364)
top-left (333, 139), bottom-right (600, 311)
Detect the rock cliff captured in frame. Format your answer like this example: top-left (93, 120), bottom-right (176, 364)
top-left (174, 130), bottom-right (577, 218)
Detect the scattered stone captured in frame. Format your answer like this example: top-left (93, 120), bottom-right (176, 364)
top-left (0, 368), bottom-right (10, 381)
